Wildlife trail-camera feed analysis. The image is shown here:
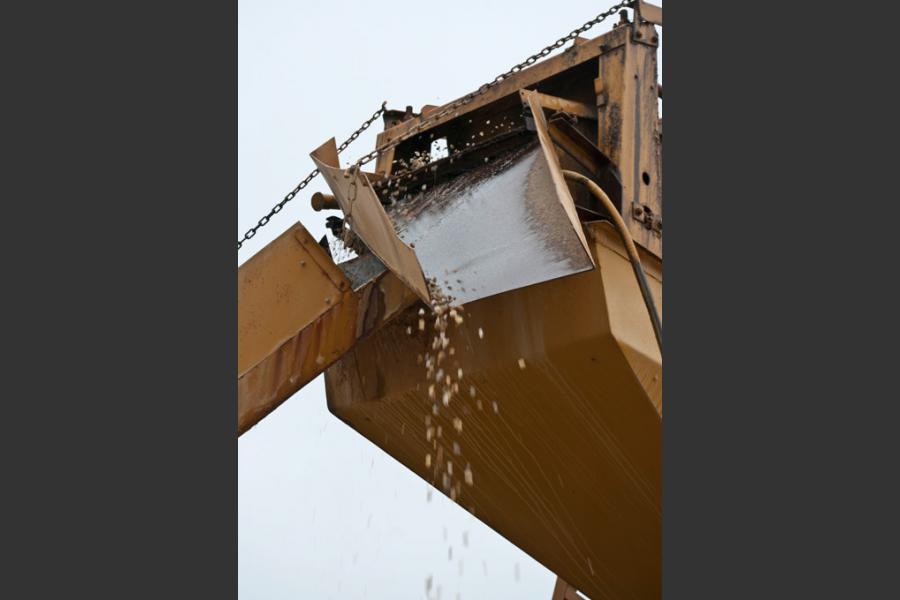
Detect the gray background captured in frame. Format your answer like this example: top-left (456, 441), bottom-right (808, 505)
top-left (238, 2), bottom-right (661, 598)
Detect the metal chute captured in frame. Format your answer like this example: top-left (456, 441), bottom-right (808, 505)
top-left (310, 139), bottom-right (432, 303)
top-left (239, 11), bottom-right (663, 598)
top-left (311, 95), bottom-right (597, 306)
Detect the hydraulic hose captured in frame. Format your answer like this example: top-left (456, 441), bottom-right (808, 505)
top-left (561, 170), bottom-right (662, 352)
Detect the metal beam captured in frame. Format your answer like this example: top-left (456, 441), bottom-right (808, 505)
top-left (238, 222), bottom-right (417, 435)
top-left (377, 25), bottom-right (632, 148)
top-left (596, 21), bottom-right (662, 257)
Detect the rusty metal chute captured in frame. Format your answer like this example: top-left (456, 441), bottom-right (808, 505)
top-left (238, 5), bottom-right (662, 598)
top-left (309, 95), bottom-right (597, 307)
top-left (326, 221), bottom-right (661, 600)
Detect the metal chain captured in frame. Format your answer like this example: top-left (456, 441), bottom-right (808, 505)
top-left (353, 0), bottom-right (633, 170)
top-left (237, 101), bottom-right (387, 250)
top-left (238, 1), bottom-right (632, 251)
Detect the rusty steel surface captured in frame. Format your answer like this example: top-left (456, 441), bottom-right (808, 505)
top-left (237, 222), bottom-right (417, 435)
top-left (238, 223), bottom-right (348, 379)
top-left (595, 20), bottom-right (662, 257)
top-left (311, 191), bottom-right (339, 212)
top-left (310, 138), bottom-right (431, 304)
top-left (325, 220), bottom-right (661, 600)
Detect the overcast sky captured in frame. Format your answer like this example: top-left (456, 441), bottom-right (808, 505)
top-left (238, 2), bottom-right (661, 598)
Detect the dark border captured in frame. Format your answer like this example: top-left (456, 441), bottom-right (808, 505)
top-left (5, 1), bottom-right (898, 597)
top-left (4, 1), bottom-right (237, 597)
top-left (666, 2), bottom-right (898, 599)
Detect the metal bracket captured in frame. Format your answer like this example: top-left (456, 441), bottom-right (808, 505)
top-left (631, 203), bottom-right (662, 236)
top-left (631, 2), bottom-right (661, 48)
top-left (631, 22), bottom-right (660, 47)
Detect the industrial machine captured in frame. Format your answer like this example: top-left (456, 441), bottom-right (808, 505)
top-left (238, 3), bottom-right (661, 598)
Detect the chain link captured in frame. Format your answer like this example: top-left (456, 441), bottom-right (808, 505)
top-left (353, 0), bottom-right (633, 171)
top-left (238, 1), bottom-right (632, 251)
top-left (237, 101), bottom-right (387, 250)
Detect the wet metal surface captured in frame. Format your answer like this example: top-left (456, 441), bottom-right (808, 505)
top-left (388, 141), bottom-right (594, 305)
top-left (339, 252), bottom-right (387, 291)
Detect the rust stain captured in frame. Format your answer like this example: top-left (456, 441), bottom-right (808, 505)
top-left (606, 102), bottom-right (622, 159)
top-left (361, 281), bottom-right (386, 334)
top-left (239, 264), bottom-right (417, 435)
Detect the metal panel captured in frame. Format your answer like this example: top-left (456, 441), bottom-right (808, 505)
top-left (238, 223), bottom-right (348, 379)
top-left (596, 21), bottom-right (662, 257)
top-left (325, 220), bottom-right (661, 600)
top-left (523, 89), bottom-right (595, 259)
top-left (310, 138), bottom-right (431, 303)
top-left (237, 222), bottom-right (418, 435)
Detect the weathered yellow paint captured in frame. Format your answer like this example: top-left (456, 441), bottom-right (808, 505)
top-left (238, 222), bottom-right (417, 435)
top-left (325, 220), bottom-right (661, 600)
top-left (596, 21), bottom-right (662, 258)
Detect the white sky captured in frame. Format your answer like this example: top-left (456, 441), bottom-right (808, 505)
top-left (238, 2), bottom-right (661, 598)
